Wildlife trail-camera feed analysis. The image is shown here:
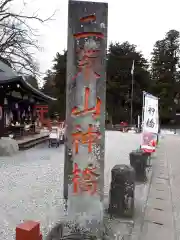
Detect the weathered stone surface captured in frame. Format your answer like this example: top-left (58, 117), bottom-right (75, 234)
top-left (65, 0), bottom-right (108, 237)
top-left (0, 137), bottom-right (19, 156)
top-left (109, 164), bottom-right (135, 218)
top-left (46, 221), bottom-right (97, 240)
top-left (129, 151), bottom-right (147, 181)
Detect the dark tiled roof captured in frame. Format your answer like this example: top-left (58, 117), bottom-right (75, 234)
top-left (0, 60), bottom-right (56, 102)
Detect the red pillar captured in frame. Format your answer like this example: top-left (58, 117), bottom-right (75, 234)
top-left (16, 221), bottom-right (42, 240)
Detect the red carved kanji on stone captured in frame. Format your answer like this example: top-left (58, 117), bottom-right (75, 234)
top-left (71, 87), bottom-right (101, 119)
top-left (72, 163), bottom-right (99, 195)
top-left (68, 14), bottom-right (105, 198)
top-left (71, 124), bottom-right (101, 154)
top-left (71, 25), bottom-right (103, 118)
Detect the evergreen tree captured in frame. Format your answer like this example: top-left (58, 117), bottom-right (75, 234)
top-left (42, 52), bottom-right (66, 119)
top-left (42, 44), bottom-right (150, 123)
top-left (25, 75), bottom-right (39, 89)
top-left (42, 70), bottom-right (56, 96)
top-left (52, 51), bottom-right (66, 119)
top-left (151, 29), bottom-right (180, 124)
top-left (106, 42), bottom-right (150, 124)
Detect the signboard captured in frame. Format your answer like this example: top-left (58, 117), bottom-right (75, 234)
top-left (141, 92), bottom-right (159, 152)
top-left (64, 0), bottom-right (108, 236)
top-left (143, 93), bottom-right (159, 134)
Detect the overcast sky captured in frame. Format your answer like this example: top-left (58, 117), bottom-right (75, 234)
top-left (11, 0), bottom-right (180, 77)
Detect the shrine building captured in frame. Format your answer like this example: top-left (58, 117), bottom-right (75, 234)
top-left (0, 60), bottom-right (56, 139)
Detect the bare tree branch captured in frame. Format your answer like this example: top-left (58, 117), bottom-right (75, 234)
top-left (0, 0), bottom-right (56, 76)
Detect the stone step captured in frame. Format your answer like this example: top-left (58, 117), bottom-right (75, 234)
top-left (18, 135), bottom-right (48, 150)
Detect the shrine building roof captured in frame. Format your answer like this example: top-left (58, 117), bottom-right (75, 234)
top-left (0, 60), bottom-right (57, 102)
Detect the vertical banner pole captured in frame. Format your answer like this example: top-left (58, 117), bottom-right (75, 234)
top-left (130, 72), bottom-right (134, 125)
top-left (137, 115), bottom-right (140, 131)
top-left (64, 0), bottom-right (108, 237)
top-left (142, 91), bottom-right (145, 126)
top-left (140, 91), bottom-right (145, 147)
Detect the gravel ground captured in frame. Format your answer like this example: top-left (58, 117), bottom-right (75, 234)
top-left (0, 131), bottom-right (141, 240)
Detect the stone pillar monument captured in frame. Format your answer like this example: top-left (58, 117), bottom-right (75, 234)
top-left (64, 0), bottom-right (108, 237)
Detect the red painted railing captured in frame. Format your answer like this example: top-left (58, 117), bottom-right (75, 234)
top-left (16, 221), bottom-right (42, 240)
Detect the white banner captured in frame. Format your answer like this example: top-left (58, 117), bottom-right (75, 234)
top-left (143, 93), bottom-right (159, 134)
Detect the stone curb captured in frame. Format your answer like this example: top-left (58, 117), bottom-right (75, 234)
top-left (129, 156), bottom-right (154, 240)
top-left (136, 140), bottom-right (175, 240)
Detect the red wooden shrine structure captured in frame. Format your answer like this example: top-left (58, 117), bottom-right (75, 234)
top-left (35, 105), bottom-right (52, 128)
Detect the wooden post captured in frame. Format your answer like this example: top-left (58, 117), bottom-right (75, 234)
top-left (0, 92), bottom-right (5, 137)
top-left (64, 0), bottom-right (108, 237)
top-left (16, 221), bottom-right (42, 240)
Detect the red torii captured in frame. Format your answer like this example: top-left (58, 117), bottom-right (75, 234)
top-left (35, 105), bottom-right (48, 122)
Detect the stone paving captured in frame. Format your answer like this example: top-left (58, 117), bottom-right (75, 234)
top-left (163, 135), bottom-right (180, 240)
top-left (0, 131), bottom-right (149, 240)
top-left (132, 135), bottom-right (180, 240)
